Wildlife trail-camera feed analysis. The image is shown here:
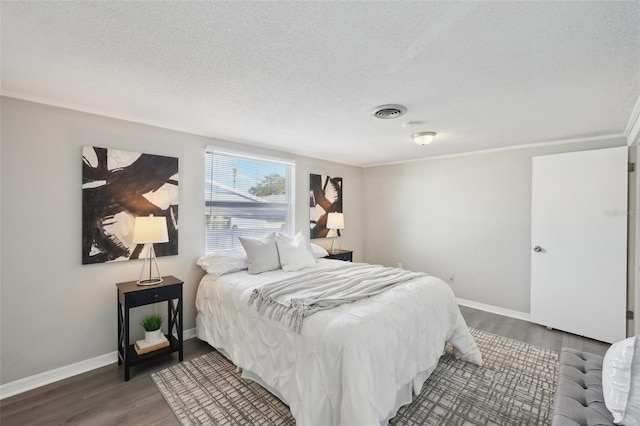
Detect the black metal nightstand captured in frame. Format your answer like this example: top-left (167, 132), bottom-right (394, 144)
top-left (116, 276), bottom-right (183, 381)
top-left (325, 249), bottom-right (353, 262)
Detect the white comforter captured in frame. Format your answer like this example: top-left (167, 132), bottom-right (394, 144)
top-left (196, 259), bottom-right (482, 426)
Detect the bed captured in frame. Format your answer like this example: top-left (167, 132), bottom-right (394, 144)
top-left (196, 258), bottom-right (482, 426)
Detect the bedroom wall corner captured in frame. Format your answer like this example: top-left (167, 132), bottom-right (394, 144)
top-left (362, 138), bottom-right (627, 314)
top-left (294, 157), bottom-right (365, 262)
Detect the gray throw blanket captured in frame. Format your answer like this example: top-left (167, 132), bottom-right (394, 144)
top-left (247, 264), bottom-right (427, 333)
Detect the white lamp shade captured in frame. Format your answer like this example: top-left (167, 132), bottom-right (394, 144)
top-left (326, 212), bottom-right (344, 230)
top-left (132, 215), bottom-right (169, 244)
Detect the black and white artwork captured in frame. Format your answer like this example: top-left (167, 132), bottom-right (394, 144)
top-left (309, 173), bottom-right (342, 239)
top-left (82, 146), bottom-right (179, 264)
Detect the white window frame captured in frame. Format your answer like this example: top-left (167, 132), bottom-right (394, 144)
top-left (204, 147), bottom-right (295, 253)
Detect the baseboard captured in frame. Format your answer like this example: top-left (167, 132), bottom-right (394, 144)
top-left (0, 327), bottom-right (197, 400)
top-left (182, 327), bottom-right (197, 340)
top-left (457, 298), bottom-right (531, 322)
top-left (0, 351), bottom-right (118, 400)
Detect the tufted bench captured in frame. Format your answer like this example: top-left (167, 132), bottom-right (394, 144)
top-left (551, 348), bottom-right (614, 426)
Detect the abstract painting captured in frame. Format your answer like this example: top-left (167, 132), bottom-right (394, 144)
top-left (309, 174), bottom-right (342, 239)
top-left (82, 146), bottom-right (179, 264)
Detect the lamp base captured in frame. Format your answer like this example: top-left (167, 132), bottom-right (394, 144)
top-left (330, 234), bottom-right (341, 252)
top-left (137, 244), bottom-right (164, 286)
top-left (136, 277), bottom-right (163, 286)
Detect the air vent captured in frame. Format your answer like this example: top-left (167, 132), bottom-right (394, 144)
top-left (371, 104), bottom-right (407, 119)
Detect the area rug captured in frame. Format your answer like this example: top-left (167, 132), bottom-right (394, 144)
top-left (152, 328), bottom-right (558, 425)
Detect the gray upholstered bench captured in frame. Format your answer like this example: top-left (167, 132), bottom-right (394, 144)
top-left (551, 348), bottom-right (614, 426)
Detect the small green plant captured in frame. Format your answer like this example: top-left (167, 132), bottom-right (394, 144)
top-left (141, 314), bottom-right (163, 331)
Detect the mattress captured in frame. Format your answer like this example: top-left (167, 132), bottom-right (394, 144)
top-left (195, 259), bottom-right (482, 425)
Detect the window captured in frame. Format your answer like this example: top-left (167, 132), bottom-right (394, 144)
top-left (205, 147), bottom-right (295, 252)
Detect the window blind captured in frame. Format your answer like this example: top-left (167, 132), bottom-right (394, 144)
top-left (204, 147), bottom-right (295, 253)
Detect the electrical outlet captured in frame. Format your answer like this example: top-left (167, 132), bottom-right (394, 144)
top-left (397, 262), bottom-right (403, 269)
top-left (448, 274), bottom-right (455, 283)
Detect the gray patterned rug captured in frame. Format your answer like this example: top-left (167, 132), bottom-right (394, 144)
top-left (152, 328), bottom-right (558, 425)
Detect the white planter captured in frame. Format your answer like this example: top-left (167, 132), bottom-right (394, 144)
top-left (144, 329), bottom-right (163, 343)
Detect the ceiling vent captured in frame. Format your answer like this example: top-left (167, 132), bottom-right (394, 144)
top-left (371, 104), bottom-right (407, 119)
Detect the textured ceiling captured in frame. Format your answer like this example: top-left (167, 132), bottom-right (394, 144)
top-left (2, 2), bottom-right (640, 166)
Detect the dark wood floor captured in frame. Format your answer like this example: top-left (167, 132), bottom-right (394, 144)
top-left (459, 305), bottom-right (610, 356)
top-left (0, 307), bottom-right (610, 425)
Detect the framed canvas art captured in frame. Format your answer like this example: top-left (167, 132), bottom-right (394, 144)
top-left (82, 146), bottom-right (179, 264)
top-left (309, 173), bottom-right (342, 239)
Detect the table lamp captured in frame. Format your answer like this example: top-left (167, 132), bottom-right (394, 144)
top-left (326, 212), bottom-right (344, 252)
top-left (132, 214), bottom-right (169, 285)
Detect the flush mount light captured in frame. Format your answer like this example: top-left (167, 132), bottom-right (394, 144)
top-left (412, 132), bottom-right (436, 145)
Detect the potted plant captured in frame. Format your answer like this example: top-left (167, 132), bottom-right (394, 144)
top-left (141, 313), bottom-right (163, 343)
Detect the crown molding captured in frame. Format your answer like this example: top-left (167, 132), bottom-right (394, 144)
top-left (364, 134), bottom-right (627, 167)
top-left (4, 92), bottom-right (638, 167)
top-left (0, 92), bottom-right (207, 139)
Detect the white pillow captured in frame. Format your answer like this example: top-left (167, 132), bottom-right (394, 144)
top-left (276, 232), bottom-right (316, 272)
top-left (277, 231), bottom-right (313, 253)
top-left (310, 243), bottom-right (329, 258)
top-left (603, 335), bottom-right (640, 425)
top-left (196, 250), bottom-right (248, 278)
top-left (278, 231), bottom-right (315, 254)
top-left (239, 233), bottom-right (281, 274)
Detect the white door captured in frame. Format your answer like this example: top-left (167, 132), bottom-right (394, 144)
top-left (531, 146), bottom-right (627, 343)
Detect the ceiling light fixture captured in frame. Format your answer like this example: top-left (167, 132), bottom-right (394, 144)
top-left (412, 132), bottom-right (436, 145)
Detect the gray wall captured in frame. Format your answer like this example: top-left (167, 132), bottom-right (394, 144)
top-left (0, 97), bottom-right (364, 384)
top-left (363, 138), bottom-right (626, 314)
top-left (1, 94), bottom-right (632, 386)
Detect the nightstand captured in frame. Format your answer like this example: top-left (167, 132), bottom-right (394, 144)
top-left (116, 276), bottom-right (183, 381)
top-left (325, 249), bottom-right (353, 262)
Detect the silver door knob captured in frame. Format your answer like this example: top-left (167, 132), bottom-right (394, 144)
top-left (533, 246), bottom-right (542, 252)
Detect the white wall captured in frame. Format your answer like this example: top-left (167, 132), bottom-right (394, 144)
top-left (0, 97), bottom-right (364, 384)
top-left (363, 138), bottom-right (626, 314)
